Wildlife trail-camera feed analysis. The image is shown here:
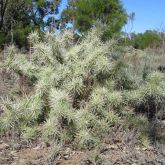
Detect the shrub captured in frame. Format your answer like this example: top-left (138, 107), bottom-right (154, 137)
top-left (125, 72), bottom-right (165, 120)
top-left (0, 28), bottom-right (122, 149)
top-left (0, 28), bottom-right (164, 152)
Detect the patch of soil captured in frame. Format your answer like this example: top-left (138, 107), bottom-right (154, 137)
top-left (0, 134), bottom-right (164, 165)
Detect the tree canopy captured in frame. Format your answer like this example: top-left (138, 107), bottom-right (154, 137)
top-left (0, 0), bottom-right (128, 46)
top-left (62, 0), bottom-right (128, 40)
top-left (0, 0), bottom-right (61, 47)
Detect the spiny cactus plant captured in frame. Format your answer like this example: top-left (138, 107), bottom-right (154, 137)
top-left (0, 28), bottom-right (123, 148)
top-left (125, 71), bottom-right (165, 120)
top-left (0, 28), bottom-right (164, 152)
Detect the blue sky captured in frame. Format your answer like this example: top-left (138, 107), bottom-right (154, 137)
top-left (123, 0), bottom-right (165, 33)
top-left (58, 0), bottom-right (165, 33)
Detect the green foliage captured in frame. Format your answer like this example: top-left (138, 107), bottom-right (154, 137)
top-left (0, 0), bottom-right (62, 47)
top-left (21, 126), bottom-right (39, 141)
top-left (138, 132), bottom-right (150, 148)
top-left (63, 0), bottom-right (127, 40)
top-left (121, 30), bottom-right (161, 49)
top-left (136, 31), bottom-right (161, 49)
top-left (75, 129), bottom-right (99, 149)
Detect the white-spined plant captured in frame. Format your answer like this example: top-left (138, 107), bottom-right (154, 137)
top-left (0, 28), bottom-right (122, 148)
top-left (0, 27), bottom-right (164, 151)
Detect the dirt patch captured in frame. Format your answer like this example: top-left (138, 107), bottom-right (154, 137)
top-left (0, 135), bottom-right (164, 165)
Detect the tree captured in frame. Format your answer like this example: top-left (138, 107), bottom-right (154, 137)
top-left (0, 0), bottom-right (61, 47)
top-left (62, 0), bottom-right (128, 40)
top-left (119, 30), bottom-right (161, 49)
top-left (131, 31), bottom-right (161, 49)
